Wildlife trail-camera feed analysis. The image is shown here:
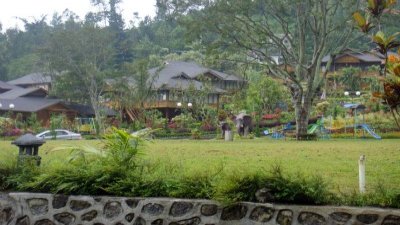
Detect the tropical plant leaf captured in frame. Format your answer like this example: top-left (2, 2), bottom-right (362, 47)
top-left (352, 12), bottom-right (374, 33)
top-left (367, 0), bottom-right (381, 17)
top-left (373, 31), bottom-right (385, 43)
top-left (46, 144), bottom-right (105, 165)
top-left (367, 0), bottom-right (397, 17)
top-left (385, 0), bottom-right (397, 8)
top-left (103, 127), bottom-right (147, 170)
top-left (353, 11), bottom-right (366, 26)
top-left (367, 0), bottom-right (377, 9)
top-left (392, 64), bottom-right (400, 77)
top-left (372, 32), bottom-right (400, 55)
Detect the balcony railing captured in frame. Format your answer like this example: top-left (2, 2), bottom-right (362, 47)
top-left (143, 100), bottom-right (219, 109)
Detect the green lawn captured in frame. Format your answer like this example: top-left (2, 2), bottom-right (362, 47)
top-left (1, 138), bottom-right (399, 193)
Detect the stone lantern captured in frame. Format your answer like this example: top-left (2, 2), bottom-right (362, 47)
top-left (12, 133), bottom-right (45, 166)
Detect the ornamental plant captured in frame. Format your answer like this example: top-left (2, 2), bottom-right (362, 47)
top-left (353, 0), bottom-right (400, 128)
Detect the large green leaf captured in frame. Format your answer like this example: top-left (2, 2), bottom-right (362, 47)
top-left (352, 11), bottom-right (366, 26)
top-left (352, 11), bottom-right (374, 33)
top-left (372, 32), bottom-right (400, 54)
top-left (372, 31), bottom-right (386, 45)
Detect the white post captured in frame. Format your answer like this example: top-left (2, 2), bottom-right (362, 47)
top-left (225, 130), bottom-right (233, 141)
top-left (359, 155), bottom-right (366, 193)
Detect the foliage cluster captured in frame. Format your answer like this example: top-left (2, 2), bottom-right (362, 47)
top-left (0, 155), bottom-right (336, 205)
top-left (143, 110), bottom-right (167, 129)
top-left (0, 113), bottom-right (43, 137)
top-left (214, 166), bottom-right (333, 205)
top-left (2, 153), bottom-right (399, 208)
top-left (352, 0), bottom-right (400, 129)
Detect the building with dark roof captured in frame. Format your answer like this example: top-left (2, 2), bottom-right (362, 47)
top-left (7, 72), bottom-right (52, 90)
top-left (0, 87), bottom-right (48, 99)
top-left (146, 61), bottom-right (244, 118)
top-left (0, 85), bottom-right (77, 126)
top-left (110, 61), bottom-right (245, 119)
top-left (321, 49), bottom-right (383, 72)
top-left (0, 81), bottom-right (72, 125)
top-left (0, 81), bottom-right (22, 93)
top-left (1, 72), bottom-right (118, 127)
top-left (0, 97), bottom-right (76, 121)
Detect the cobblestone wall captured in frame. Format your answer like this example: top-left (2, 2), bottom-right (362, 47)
top-left (1, 192), bottom-right (400, 225)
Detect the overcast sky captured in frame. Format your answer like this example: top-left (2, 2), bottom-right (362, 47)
top-left (0, 0), bottom-right (156, 30)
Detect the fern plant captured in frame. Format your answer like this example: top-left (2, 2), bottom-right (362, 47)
top-left (103, 127), bottom-right (145, 170)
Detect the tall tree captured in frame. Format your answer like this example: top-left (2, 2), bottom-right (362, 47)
top-left (167, 0), bottom-right (359, 139)
top-left (89, 0), bottom-right (133, 67)
top-left (3, 17), bottom-right (51, 79)
top-left (0, 27), bottom-right (8, 80)
top-left (42, 21), bottom-right (114, 133)
top-left (112, 59), bottom-right (156, 122)
top-left (107, 0), bottom-right (134, 67)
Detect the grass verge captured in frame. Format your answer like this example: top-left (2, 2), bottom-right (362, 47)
top-left (0, 137), bottom-right (399, 207)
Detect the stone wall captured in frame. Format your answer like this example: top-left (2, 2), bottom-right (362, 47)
top-left (1, 192), bottom-right (400, 225)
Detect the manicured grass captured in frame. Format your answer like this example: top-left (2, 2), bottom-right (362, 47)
top-left (144, 138), bottom-right (400, 193)
top-left (1, 138), bottom-right (399, 194)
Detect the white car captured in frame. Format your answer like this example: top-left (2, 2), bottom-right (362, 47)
top-left (36, 129), bottom-right (82, 140)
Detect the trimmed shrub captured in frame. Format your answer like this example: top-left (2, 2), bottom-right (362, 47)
top-left (215, 166), bottom-right (333, 205)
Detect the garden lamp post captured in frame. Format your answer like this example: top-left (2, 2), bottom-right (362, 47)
top-left (176, 102), bottom-right (182, 117)
top-left (9, 103), bottom-right (15, 114)
top-left (344, 91), bottom-right (361, 104)
top-left (9, 103), bottom-right (15, 117)
top-left (9, 103), bottom-right (15, 127)
top-left (187, 102), bottom-right (193, 117)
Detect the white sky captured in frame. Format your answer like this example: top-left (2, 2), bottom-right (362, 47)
top-left (0, 0), bottom-right (157, 30)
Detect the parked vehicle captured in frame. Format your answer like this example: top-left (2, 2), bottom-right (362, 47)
top-left (36, 129), bottom-right (82, 140)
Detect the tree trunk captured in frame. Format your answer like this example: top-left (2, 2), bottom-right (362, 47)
top-left (295, 105), bottom-right (311, 140)
top-left (292, 84), bottom-right (313, 141)
top-left (390, 107), bottom-right (400, 129)
top-left (321, 59), bottom-right (333, 100)
top-left (90, 96), bottom-right (104, 135)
